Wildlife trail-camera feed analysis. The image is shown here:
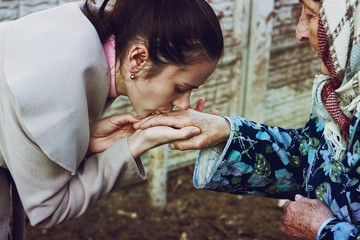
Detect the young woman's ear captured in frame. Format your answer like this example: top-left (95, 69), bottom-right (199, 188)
top-left (128, 43), bottom-right (149, 74)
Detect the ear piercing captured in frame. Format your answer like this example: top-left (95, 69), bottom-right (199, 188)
top-left (130, 75), bottom-right (135, 80)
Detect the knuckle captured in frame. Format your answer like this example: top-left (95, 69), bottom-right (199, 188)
top-left (312, 199), bottom-right (323, 206)
top-left (176, 143), bottom-right (184, 151)
top-left (193, 141), bottom-right (201, 149)
top-left (181, 131), bottom-right (190, 139)
top-left (283, 202), bottom-right (292, 213)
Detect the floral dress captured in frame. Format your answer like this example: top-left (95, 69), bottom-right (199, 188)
top-left (193, 113), bottom-right (360, 239)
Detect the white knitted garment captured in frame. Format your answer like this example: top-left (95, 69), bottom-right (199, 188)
top-left (312, 73), bottom-right (360, 161)
top-left (310, 0), bottom-right (360, 161)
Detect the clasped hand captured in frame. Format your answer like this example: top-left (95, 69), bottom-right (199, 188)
top-left (281, 194), bottom-right (334, 239)
top-left (88, 99), bottom-right (231, 157)
top-left (133, 99), bottom-right (231, 150)
top-left (88, 112), bottom-right (201, 158)
top-left (88, 113), bottom-right (140, 155)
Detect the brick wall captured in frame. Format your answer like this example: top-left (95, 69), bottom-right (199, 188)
top-left (265, 0), bottom-right (320, 128)
top-left (0, 0), bottom-right (79, 21)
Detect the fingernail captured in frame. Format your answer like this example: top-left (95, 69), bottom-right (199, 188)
top-left (192, 128), bottom-right (200, 134)
top-left (295, 194), bottom-right (303, 201)
top-left (191, 127), bottom-right (201, 134)
top-left (169, 143), bottom-right (175, 149)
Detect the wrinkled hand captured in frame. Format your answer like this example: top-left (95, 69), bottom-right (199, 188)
top-left (128, 126), bottom-right (201, 158)
top-left (281, 194), bottom-right (334, 240)
top-left (133, 99), bottom-right (230, 150)
top-left (88, 113), bottom-right (139, 155)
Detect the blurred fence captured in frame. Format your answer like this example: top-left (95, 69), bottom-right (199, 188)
top-left (0, 0), bottom-right (320, 207)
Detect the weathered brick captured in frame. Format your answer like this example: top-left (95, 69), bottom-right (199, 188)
top-left (19, 0), bottom-right (57, 17)
top-left (265, 0), bottom-right (321, 128)
top-left (0, 1), bottom-right (18, 21)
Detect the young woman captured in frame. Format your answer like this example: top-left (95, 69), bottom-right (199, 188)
top-left (0, 0), bottom-right (223, 239)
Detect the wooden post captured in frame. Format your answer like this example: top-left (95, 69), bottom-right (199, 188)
top-left (147, 146), bottom-right (167, 208)
top-left (229, 0), bottom-right (251, 117)
top-left (241, 0), bottom-right (275, 122)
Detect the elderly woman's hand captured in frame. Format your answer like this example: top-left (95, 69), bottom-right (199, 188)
top-left (131, 98), bottom-right (228, 151)
top-left (133, 108), bottom-right (230, 150)
top-left (128, 126), bottom-right (201, 158)
top-left (281, 194), bottom-right (335, 240)
top-left (88, 113), bottom-right (140, 155)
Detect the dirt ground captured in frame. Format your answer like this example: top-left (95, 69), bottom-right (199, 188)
top-left (25, 166), bottom-right (287, 240)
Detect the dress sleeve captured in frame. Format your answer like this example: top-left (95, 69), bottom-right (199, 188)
top-left (317, 217), bottom-right (360, 240)
top-left (316, 113), bottom-right (360, 239)
top-left (193, 116), bottom-right (309, 199)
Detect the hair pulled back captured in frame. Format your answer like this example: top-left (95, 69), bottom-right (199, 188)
top-left (84, 0), bottom-right (224, 78)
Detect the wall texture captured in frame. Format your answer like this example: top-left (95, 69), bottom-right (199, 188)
top-left (0, 0), bottom-right (77, 21)
top-left (266, 0), bottom-right (320, 128)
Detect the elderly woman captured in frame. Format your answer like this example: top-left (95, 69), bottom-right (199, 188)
top-left (135, 0), bottom-right (360, 239)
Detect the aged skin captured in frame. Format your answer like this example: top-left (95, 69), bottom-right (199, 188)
top-left (281, 195), bottom-right (334, 239)
top-left (296, 0), bottom-right (329, 75)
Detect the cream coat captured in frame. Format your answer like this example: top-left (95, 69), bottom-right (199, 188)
top-left (0, 3), bottom-right (145, 239)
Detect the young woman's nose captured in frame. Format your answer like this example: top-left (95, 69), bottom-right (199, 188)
top-left (173, 92), bottom-right (191, 110)
top-left (296, 13), bottom-right (309, 41)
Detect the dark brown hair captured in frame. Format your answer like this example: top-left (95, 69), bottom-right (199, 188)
top-left (83, 0), bottom-right (224, 78)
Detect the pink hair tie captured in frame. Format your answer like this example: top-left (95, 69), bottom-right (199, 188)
top-left (103, 35), bottom-right (118, 98)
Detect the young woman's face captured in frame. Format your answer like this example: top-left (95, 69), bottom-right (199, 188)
top-left (126, 60), bottom-right (218, 118)
top-left (296, 0), bottom-right (329, 74)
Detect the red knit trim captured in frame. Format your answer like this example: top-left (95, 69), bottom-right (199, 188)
top-left (318, 18), bottom-right (341, 88)
top-left (318, 17), bottom-right (351, 139)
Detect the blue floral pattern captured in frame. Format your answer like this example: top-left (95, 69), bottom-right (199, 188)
top-left (194, 113), bottom-right (360, 239)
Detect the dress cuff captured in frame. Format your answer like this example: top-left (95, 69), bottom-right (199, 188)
top-left (316, 217), bottom-right (338, 240)
top-left (193, 116), bottom-right (235, 188)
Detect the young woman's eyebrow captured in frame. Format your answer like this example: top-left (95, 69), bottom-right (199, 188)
top-left (183, 83), bottom-right (199, 89)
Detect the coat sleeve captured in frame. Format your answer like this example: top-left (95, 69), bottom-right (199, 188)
top-left (0, 81), bottom-right (145, 228)
top-left (193, 116), bottom-right (313, 199)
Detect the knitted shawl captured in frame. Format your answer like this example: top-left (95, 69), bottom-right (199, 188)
top-left (311, 0), bottom-right (360, 160)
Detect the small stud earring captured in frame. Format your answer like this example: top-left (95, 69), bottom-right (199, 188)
top-left (130, 75), bottom-right (135, 80)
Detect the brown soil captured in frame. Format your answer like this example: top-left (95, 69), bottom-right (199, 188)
top-left (25, 166), bottom-right (287, 240)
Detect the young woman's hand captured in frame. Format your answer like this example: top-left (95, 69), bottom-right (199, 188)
top-left (88, 113), bottom-right (140, 155)
top-left (133, 108), bottom-right (230, 151)
top-left (281, 194), bottom-right (334, 240)
top-left (127, 126), bottom-right (201, 158)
